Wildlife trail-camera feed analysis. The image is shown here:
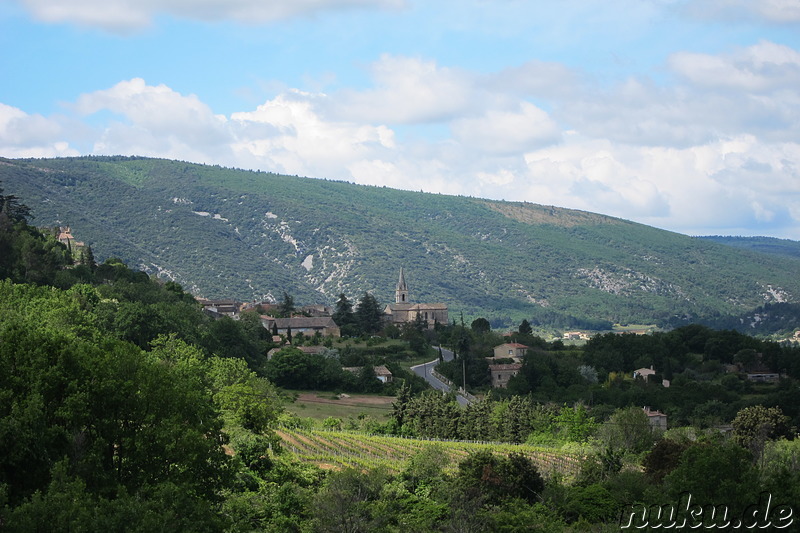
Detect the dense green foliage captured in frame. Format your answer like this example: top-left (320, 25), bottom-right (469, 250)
top-left (700, 235), bottom-right (800, 261)
top-left (0, 280), bottom-right (270, 529)
top-left (4, 156), bottom-right (800, 330)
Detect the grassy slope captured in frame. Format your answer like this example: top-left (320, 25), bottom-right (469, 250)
top-left (3, 155), bottom-right (799, 327)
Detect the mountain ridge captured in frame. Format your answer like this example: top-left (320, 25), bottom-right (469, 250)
top-left (2, 155), bottom-right (799, 329)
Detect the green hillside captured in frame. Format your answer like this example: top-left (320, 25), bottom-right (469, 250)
top-left (698, 235), bottom-right (800, 261)
top-left (2, 155), bottom-right (799, 328)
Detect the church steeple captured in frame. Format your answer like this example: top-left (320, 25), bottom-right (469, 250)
top-left (395, 267), bottom-right (409, 303)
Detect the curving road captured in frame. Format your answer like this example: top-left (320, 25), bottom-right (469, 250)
top-left (411, 347), bottom-right (471, 406)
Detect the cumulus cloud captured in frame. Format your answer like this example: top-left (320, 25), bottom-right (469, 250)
top-left (331, 55), bottom-right (477, 124)
top-left (518, 134), bottom-right (800, 235)
top-left (72, 78), bottom-right (232, 162)
top-left (451, 102), bottom-right (561, 155)
top-left (0, 103), bottom-right (80, 158)
top-left (231, 91), bottom-right (396, 178)
top-left (17, 0), bottom-right (406, 31)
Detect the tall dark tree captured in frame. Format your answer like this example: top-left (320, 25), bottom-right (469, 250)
top-left (279, 291), bottom-right (295, 317)
top-left (518, 319), bottom-right (533, 336)
top-left (80, 245), bottom-right (96, 271)
top-left (332, 293), bottom-right (358, 336)
top-left (355, 292), bottom-right (383, 335)
top-left (0, 183), bottom-right (33, 223)
top-left (391, 381), bottom-right (413, 429)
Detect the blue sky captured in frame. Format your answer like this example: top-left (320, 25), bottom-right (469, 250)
top-left (2, 0), bottom-right (800, 238)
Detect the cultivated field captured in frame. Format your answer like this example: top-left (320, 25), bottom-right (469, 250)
top-left (276, 427), bottom-right (585, 478)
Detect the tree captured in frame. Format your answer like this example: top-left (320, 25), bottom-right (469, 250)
top-left (0, 184), bottom-right (33, 223)
top-left (207, 355), bottom-right (282, 435)
top-left (405, 391), bottom-right (461, 439)
top-left (455, 450), bottom-right (544, 505)
top-left (554, 404), bottom-right (598, 443)
top-left (80, 245), bottom-right (96, 271)
top-left (518, 319), bottom-right (532, 335)
top-left (355, 292), bottom-right (383, 335)
top-left (759, 439), bottom-right (800, 506)
top-left (279, 291), bottom-right (295, 317)
top-left (470, 317), bottom-right (491, 334)
top-left (312, 467), bottom-right (388, 532)
top-left (642, 438), bottom-right (690, 483)
top-left (732, 405), bottom-right (790, 456)
top-left (391, 381), bottom-right (413, 430)
top-left (596, 407), bottom-right (656, 455)
top-left (332, 293), bottom-right (358, 336)
top-left (402, 443), bottom-right (450, 492)
top-left (733, 348), bottom-right (758, 369)
top-left (663, 442), bottom-right (758, 514)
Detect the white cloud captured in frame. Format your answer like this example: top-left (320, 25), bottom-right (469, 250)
top-left (682, 0), bottom-right (800, 24)
top-left (331, 55), bottom-right (476, 124)
top-left (72, 78), bottom-right (234, 162)
top-left (519, 134), bottom-right (800, 236)
top-left (561, 41), bottom-right (800, 147)
top-left (17, 0), bottom-right (406, 31)
top-left (0, 103), bottom-right (80, 158)
top-left (670, 41), bottom-right (800, 92)
top-left (75, 78), bottom-right (228, 138)
top-left (231, 91), bottom-right (396, 178)
top-left (451, 102), bottom-right (561, 155)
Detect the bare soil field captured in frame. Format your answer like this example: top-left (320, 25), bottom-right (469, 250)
top-left (285, 392), bottom-right (394, 421)
top-left (296, 392), bottom-right (394, 407)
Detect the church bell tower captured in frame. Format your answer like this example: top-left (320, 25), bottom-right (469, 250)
top-left (395, 267), bottom-right (409, 303)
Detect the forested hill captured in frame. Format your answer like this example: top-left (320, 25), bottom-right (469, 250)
top-left (2, 155), bottom-right (800, 328)
top-left (698, 235), bottom-right (800, 261)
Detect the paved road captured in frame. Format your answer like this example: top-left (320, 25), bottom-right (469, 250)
top-left (411, 347), bottom-right (471, 406)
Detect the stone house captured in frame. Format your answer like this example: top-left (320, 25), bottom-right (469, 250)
top-left (489, 363), bottom-right (522, 388)
top-left (260, 316), bottom-right (341, 338)
top-left (492, 343), bottom-right (528, 361)
top-left (643, 406), bottom-right (667, 431)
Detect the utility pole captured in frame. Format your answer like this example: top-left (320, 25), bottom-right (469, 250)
top-left (462, 356), bottom-right (466, 394)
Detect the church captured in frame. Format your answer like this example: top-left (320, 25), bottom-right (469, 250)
top-left (383, 268), bottom-right (448, 329)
